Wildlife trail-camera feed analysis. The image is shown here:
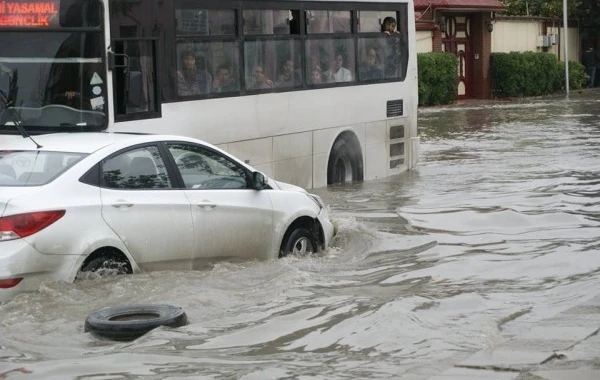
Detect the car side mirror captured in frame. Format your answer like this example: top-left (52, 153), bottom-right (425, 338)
top-left (252, 171), bottom-right (267, 190)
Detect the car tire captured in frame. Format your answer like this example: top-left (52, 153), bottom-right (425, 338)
top-left (78, 253), bottom-right (132, 278)
top-left (85, 304), bottom-right (188, 340)
top-left (281, 227), bottom-right (317, 257)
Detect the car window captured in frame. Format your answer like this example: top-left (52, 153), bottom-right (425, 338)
top-left (102, 145), bottom-right (172, 189)
top-left (167, 143), bottom-right (248, 189)
top-left (0, 150), bottom-right (86, 187)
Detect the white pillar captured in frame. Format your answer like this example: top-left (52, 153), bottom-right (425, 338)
top-left (563, 0), bottom-right (569, 96)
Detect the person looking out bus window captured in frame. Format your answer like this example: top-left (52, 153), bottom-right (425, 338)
top-left (212, 63), bottom-right (237, 93)
top-left (381, 17), bottom-right (401, 78)
top-left (276, 59), bottom-right (301, 87)
top-left (310, 65), bottom-right (324, 85)
top-left (382, 16), bottom-right (397, 35)
top-left (249, 64), bottom-right (274, 90)
top-left (360, 46), bottom-right (384, 81)
top-left (325, 51), bottom-right (352, 83)
top-left (177, 50), bottom-right (212, 96)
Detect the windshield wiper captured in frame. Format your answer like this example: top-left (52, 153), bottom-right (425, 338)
top-left (0, 89), bottom-right (42, 149)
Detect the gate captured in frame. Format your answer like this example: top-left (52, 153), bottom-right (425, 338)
top-left (441, 15), bottom-right (473, 99)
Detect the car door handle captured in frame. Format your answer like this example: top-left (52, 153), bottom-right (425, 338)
top-left (196, 202), bottom-right (216, 210)
top-left (111, 203), bottom-right (134, 209)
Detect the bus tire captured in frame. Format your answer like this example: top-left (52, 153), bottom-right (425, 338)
top-left (84, 304), bottom-right (188, 341)
top-left (327, 137), bottom-right (363, 184)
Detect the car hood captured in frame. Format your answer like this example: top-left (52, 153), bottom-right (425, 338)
top-left (270, 179), bottom-right (307, 193)
top-left (0, 187), bottom-right (41, 217)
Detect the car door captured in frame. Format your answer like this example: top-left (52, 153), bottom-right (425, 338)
top-left (165, 142), bottom-right (274, 265)
top-left (99, 144), bottom-right (194, 271)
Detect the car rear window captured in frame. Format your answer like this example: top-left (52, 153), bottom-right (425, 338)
top-left (0, 150), bottom-right (87, 186)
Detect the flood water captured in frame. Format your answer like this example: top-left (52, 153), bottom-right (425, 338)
top-left (2, 91), bottom-right (600, 379)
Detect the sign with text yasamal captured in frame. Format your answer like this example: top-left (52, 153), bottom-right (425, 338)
top-left (0, 1), bottom-right (60, 27)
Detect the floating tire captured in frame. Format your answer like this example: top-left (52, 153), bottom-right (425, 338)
top-left (85, 304), bottom-right (188, 340)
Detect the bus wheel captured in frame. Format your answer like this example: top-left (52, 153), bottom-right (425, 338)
top-left (327, 136), bottom-right (363, 184)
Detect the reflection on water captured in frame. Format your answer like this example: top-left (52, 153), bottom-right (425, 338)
top-left (1, 91), bottom-right (600, 379)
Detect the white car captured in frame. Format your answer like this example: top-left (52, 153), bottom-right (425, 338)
top-left (0, 133), bottom-right (335, 303)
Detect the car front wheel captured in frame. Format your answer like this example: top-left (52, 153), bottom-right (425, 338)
top-left (281, 228), bottom-right (317, 257)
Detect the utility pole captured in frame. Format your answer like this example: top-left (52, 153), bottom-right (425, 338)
top-left (563, 0), bottom-right (569, 96)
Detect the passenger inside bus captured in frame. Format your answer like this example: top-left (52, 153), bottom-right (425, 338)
top-left (310, 65), bottom-right (324, 85)
top-left (360, 46), bottom-right (384, 81)
top-left (177, 50), bottom-right (212, 96)
top-left (276, 59), bottom-right (301, 87)
top-left (382, 16), bottom-right (398, 35)
top-left (248, 64), bottom-right (274, 90)
top-left (212, 63), bottom-right (237, 93)
top-left (325, 51), bottom-right (353, 83)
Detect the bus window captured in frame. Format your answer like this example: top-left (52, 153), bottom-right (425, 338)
top-left (244, 40), bottom-right (277, 91)
top-left (305, 38), bottom-right (354, 84)
top-left (357, 11), bottom-right (397, 33)
top-left (305, 10), bottom-right (351, 34)
top-left (274, 41), bottom-right (302, 88)
top-left (243, 10), bottom-right (300, 35)
top-left (0, 0), bottom-right (107, 133)
top-left (176, 41), bottom-right (240, 95)
top-left (176, 48), bottom-right (212, 96)
top-left (358, 39), bottom-right (385, 82)
top-left (175, 8), bottom-right (236, 36)
top-left (244, 40), bottom-right (301, 91)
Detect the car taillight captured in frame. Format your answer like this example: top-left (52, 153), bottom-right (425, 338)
top-left (0, 210), bottom-right (66, 241)
top-left (0, 278), bottom-right (22, 288)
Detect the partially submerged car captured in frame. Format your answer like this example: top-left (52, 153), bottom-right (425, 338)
top-left (0, 133), bottom-right (335, 303)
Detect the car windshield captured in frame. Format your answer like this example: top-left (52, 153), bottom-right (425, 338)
top-left (0, 0), bottom-right (106, 133)
top-left (0, 150), bottom-right (87, 186)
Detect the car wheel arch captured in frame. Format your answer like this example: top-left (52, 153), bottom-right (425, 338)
top-left (76, 247), bottom-right (134, 280)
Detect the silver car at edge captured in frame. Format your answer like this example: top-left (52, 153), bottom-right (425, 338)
top-left (0, 133), bottom-right (335, 303)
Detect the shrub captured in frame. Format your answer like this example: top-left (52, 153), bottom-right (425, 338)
top-left (490, 52), bottom-right (560, 97)
top-left (555, 60), bottom-right (588, 90)
top-left (417, 52), bottom-right (458, 106)
top-left (491, 52), bottom-right (587, 97)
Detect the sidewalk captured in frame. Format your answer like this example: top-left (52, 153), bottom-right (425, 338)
top-left (428, 294), bottom-right (600, 380)
top-left (419, 87), bottom-right (600, 111)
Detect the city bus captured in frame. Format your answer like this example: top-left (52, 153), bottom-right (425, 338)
top-left (0, 0), bottom-right (418, 189)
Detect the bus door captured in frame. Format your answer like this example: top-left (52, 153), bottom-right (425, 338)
top-left (109, 37), bottom-right (161, 121)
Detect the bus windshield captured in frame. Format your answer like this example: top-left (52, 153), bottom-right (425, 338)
top-left (0, 0), bottom-right (106, 133)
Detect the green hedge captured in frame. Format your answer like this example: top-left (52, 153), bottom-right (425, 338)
top-left (555, 60), bottom-right (588, 90)
top-left (490, 52), bottom-right (587, 97)
top-left (417, 52), bottom-right (458, 106)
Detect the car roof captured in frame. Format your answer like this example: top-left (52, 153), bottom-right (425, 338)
top-left (0, 133), bottom-right (205, 154)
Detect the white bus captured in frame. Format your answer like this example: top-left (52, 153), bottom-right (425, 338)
top-left (0, 0), bottom-right (418, 189)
